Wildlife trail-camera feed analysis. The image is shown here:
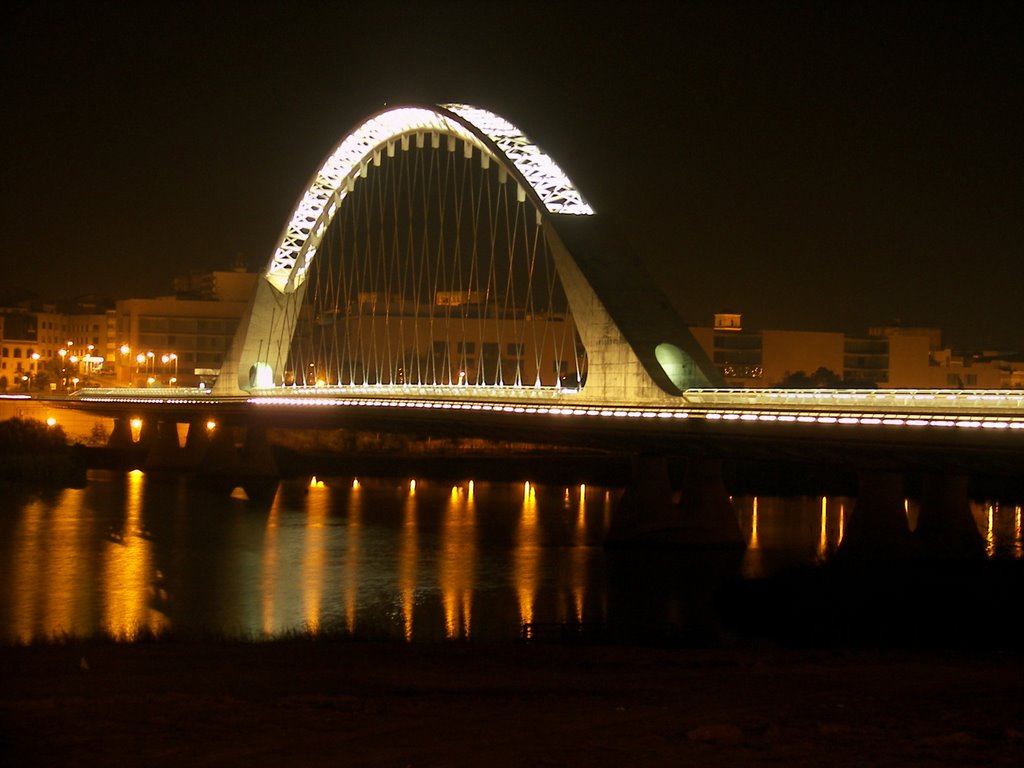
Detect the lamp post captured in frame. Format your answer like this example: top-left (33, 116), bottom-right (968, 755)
top-left (160, 353), bottom-right (179, 385)
top-left (120, 344), bottom-right (131, 386)
top-left (58, 348), bottom-right (67, 392)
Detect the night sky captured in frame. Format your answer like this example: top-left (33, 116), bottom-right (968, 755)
top-left (2, 1), bottom-right (1021, 351)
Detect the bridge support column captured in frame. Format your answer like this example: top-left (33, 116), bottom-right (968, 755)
top-left (144, 420), bottom-right (194, 472)
top-left (837, 471), bottom-right (914, 560)
top-left (914, 472), bottom-right (985, 559)
top-left (136, 418), bottom-right (159, 452)
top-left (241, 427), bottom-right (279, 474)
top-left (675, 456), bottom-right (745, 548)
top-left (107, 417), bottom-right (134, 450)
top-left (607, 455), bottom-right (743, 549)
top-left (195, 424), bottom-right (279, 502)
top-left (184, 419), bottom-right (213, 462)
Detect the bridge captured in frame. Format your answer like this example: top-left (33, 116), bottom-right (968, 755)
top-left (45, 103), bottom-right (1024, 557)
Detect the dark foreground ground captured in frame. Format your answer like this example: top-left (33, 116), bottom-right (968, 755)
top-left (3, 559), bottom-right (1024, 768)
top-left (1, 638), bottom-right (1022, 768)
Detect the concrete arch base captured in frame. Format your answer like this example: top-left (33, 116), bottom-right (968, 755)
top-left (606, 455), bottom-right (745, 550)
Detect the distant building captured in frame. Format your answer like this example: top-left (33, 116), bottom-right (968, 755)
top-left (0, 303), bottom-right (114, 391)
top-left (689, 314), bottom-right (1015, 389)
top-left (115, 269), bottom-right (259, 387)
top-left (4, 279), bottom-right (1020, 392)
top-left (1, 267), bottom-right (259, 392)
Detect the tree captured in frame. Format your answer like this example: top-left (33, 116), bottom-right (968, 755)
top-left (778, 367), bottom-right (843, 388)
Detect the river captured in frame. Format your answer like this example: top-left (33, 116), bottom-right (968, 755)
top-left (1, 469), bottom-right (1021, 645)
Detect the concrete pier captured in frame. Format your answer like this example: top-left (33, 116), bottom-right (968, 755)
top-left (144, 421), bottom-right (192, 471)
top-left (836, 470), bottom-right (914, 560)
top-left (107, 417), bottom-right (134, 451)
top-left (607, 454), bottom-right (744, 549)
top-left (194, 424), bottom-right (280, 501)
top-left (914, 471), bottom-right (985, 559)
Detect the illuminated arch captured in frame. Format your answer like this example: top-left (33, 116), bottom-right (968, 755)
top-left (266, 104), bottom-right (592, 293)
top-left (218, 103), bottom-right (719, 399)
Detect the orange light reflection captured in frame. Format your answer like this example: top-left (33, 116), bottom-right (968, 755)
top-left (302, 482), bottom-right (329, 634)
top-left (343, 482), bottom-right (362, 634)
top-left (440, 483), bottom-right (475, 638)
top-left (399, 483), bottom-right (418, 641)
top-left (102, 470), bottom-right (167, 641)
top-left (261, 498), bottom-right (282, 636)
top-left (516, 482), bottom-right (539, 633)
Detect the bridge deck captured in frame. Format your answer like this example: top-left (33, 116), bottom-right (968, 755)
top-left (32, 387), bottom-right (1024, 479)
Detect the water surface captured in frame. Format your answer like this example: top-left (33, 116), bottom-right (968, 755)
top-left (1, 469), bottom-right (1020, 644)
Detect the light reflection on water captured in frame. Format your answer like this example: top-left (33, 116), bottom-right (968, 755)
top-left (0, 470), bottom-right (1021, 645)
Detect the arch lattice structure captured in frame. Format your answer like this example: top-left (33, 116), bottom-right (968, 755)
top-left (216, 104), bottom-right (719, 402)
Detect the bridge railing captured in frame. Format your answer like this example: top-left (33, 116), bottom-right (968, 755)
top-left (247, 383), bottom-right (583, 401)
top-left (63, 387), bottom-right (216, 401)
top-left (683, 388), bottom-right (1024, 412)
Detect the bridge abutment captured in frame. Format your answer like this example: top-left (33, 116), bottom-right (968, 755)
top-left (607, 454), bottom-right (744, 549)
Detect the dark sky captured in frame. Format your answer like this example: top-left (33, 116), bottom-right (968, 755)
top-left (2, 0), bottom-right (1021, 351)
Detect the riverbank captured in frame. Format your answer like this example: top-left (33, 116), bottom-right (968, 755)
top-left (1, 638), bottom-right (1021, 767)
top-left (0, 417), bottom-right (88, 487)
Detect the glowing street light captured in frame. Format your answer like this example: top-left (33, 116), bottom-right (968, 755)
top-left (161, 352), bottom-right (179, 378)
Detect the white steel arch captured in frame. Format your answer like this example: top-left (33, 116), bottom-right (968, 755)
top-left (218, 102), bottom-right (720, 399)
top-left (266, 104), bottom-right (593, 293)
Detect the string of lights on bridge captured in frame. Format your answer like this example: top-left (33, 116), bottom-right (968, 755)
top-left (60, 387), bottom-right (1024, 432)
